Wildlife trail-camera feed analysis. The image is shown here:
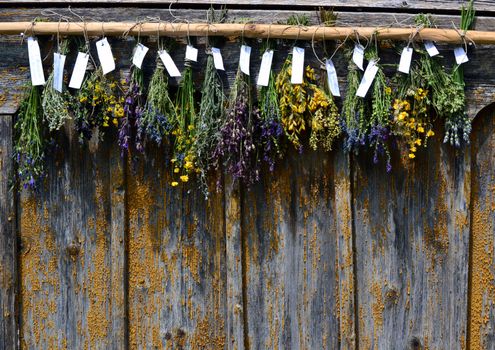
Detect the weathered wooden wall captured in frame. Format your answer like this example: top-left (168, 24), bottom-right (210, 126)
top-left (1, 2), bottom-right (495, 350)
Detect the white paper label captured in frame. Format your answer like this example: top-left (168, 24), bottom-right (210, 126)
top-left (68, 52), bottom-right (89, 89)
top-left (239, 45), bottom-right (252, 75)
top-left (185, 45), bottom-right (198, 62)
top-left (132, 43), bottom-right (149, 69)
top-left (424, 41), bottom-right (439, 57)
top-left (325, 59), bottom-right (340, 97)
top-left (211, 47), bottom-right (224, 71)
top-left (27, 37), bottom-right (45, 86)
top-left (454, 47), bottom-right (469, 64)
top-left (356, 59), bottom-right (379, 98)
top-left (291, 46), bottom-right (305, 84)
top-left (159, 50), bottom-right (181, 77)
top-left (353, 44), bottom-right (365, 71)
top-left (398, 47), bottom-right (413, 74)
top-left (96, 37), bottom-right (115, 74)
top-left (53, 52), bottom-right (66, 93)
top-left (257, 49), bottom-right (274, 87)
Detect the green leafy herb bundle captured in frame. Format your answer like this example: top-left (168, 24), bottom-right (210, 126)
top-left (15, 85), bottom-right (46, 189)
top-left (42, 39), bottom-right (71, 131)
top-left (139, 54), bottom-right (176, 146)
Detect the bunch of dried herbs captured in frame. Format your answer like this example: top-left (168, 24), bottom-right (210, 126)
top-left (195, 6), bottom-right (227, 196)
top-left (14, 85), bottom-right (46, 189)
top-left (213, 67), bottom-right (261, 186)
top-left (118, 60), bottom-right (145, 155)
top-left (138, 54), bottom-right (176, 146)
top-left (42, 39), bottom-right (71, 131)
top-left (171, 60), bottom-right (198, 187)
top-left (342, 46), bottom-right (368, 152)
top-left (71, 62), bottom-right (124, 142)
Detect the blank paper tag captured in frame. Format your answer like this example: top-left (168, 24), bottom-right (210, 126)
top-left (53, 52), bottom-right (66, 93)
top-left (398, 47), bottom-right (413, 74)
top-left (325, 59), bottom-right (340, 97)
top-left (291, 46), bottom-right (305, 84)
top-left (211, 47), bottom-right (224, 71)
top-left (454, 47), bottom-right (469, 64)
top-left (185, 45), bottom-right (198, 62)
top-left (96, 38), bottom-right (115, 74)
top-left (159, 50), bottom-right (181, 77)
top-left (27, 37), bottom-right (45, 86)
top-left (356, 60), bottom-right (379, 98)
top-left (240, 45), bottom-right (252, 75)
top-left (353, 44), bottom-right (365, 71)
top-left (68, 52), bottom-right (89, 89)
top-left (132, 43), bottom-right (149, 69)
top-left (257, 49), bottom-right (274, 87)
top-left (424, 41), bottom-right (439, 57)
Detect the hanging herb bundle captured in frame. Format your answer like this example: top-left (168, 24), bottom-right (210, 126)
top-left (258, 42), bottom-right (283, 171)
top-left (308, 72), bottom-right (340, 152)
top-left (275, 14), bottom-right (311, 152)
top-left (118, 59), bottom-right (145, 155)
top-left (72, 62), bottom-right (124, 142)
top-left (342, 46), bottom-right (368, 152)
top-left (42, 39), bottom-right (71, 131)
top-left (445, 1), bottom-right (475, 146)
top-left (367, 43), bottom-right (393, 171)
top-left (195, 6), bottom-right (227, 196)
top-left (138, 53), bottom-right (176, 146)
top-left (171, 59), bottom-right (198, 187)
top-left (391, 63), bottom-right (434, 160)
top-left (308, 7), bottom-right (341, 152)
top-left (213, 66), bottom-right (261, 186)
top-left (14, 85), bottom-right (46, 189)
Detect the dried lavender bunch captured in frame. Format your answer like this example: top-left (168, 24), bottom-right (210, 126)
top-left (42, 39), bottom-right (71, 131)
top-left (258, 66), bottom-right (283, 171)
top-left (14, 85), bottom-right (46, 190)
top-left (213, 68), bottom-right (261, 186)
top-left (138, 57), bottom-right (176, 146)
top-left (196, 52), bottom-right (225, 195)
top-left (119, 64), bottom-right (145, 155)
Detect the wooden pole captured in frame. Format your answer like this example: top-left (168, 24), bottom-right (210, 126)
top-left (0, 22), bottom-right (494, 44)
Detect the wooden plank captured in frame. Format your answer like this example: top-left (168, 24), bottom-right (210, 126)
top-left (0, 114), bottom-right (19, 350)
top-left (242, 147), bottom-right (354, 349)
top-left (18, 128), bottom-right (126, 348)
top-left (353, 130), bottom-right (471, 348)
top-left (469, 103), bottom-right (495, 350)
top-left (126, 144), bottom-right (227, 349)
top-left (224, 175), bottom-right (245, 350)
top-left (0, 0), bottom-right (494, 13)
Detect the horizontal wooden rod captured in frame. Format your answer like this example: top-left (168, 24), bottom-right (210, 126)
top-left (0, 22), bottom-right (494, 44)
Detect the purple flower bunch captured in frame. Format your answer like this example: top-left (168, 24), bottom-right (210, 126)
top-left (369, 124), bottom-right (392, 172)
top-left (260, 117), bottom-right (283, 172)
top-left (119, 67), bottom-right (144, 155)
top-left (213, 74), bottom-right (261, 186)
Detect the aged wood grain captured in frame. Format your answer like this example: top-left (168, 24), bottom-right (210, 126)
top-left (126, 144), bottom-right (227, 349)
top-left (353, 131), bottom-right (471, 349)
top-left (18, 128), bottom-right (126, 349)
top-left (469, 103), bottom-right (495, 350)
top-left (241, 147), bottom-right (353, 349)
top-left (1, 0), bottom-right (495, 13)
top-left (0, 115), bottom-right (19, 350)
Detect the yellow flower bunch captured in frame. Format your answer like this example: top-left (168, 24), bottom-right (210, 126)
top-left (308, 85), bottom-right (340, 151)
top-left (276, 59), bottom-right (313, 150)
top-left (392, 87), bottom-right (434, 159)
